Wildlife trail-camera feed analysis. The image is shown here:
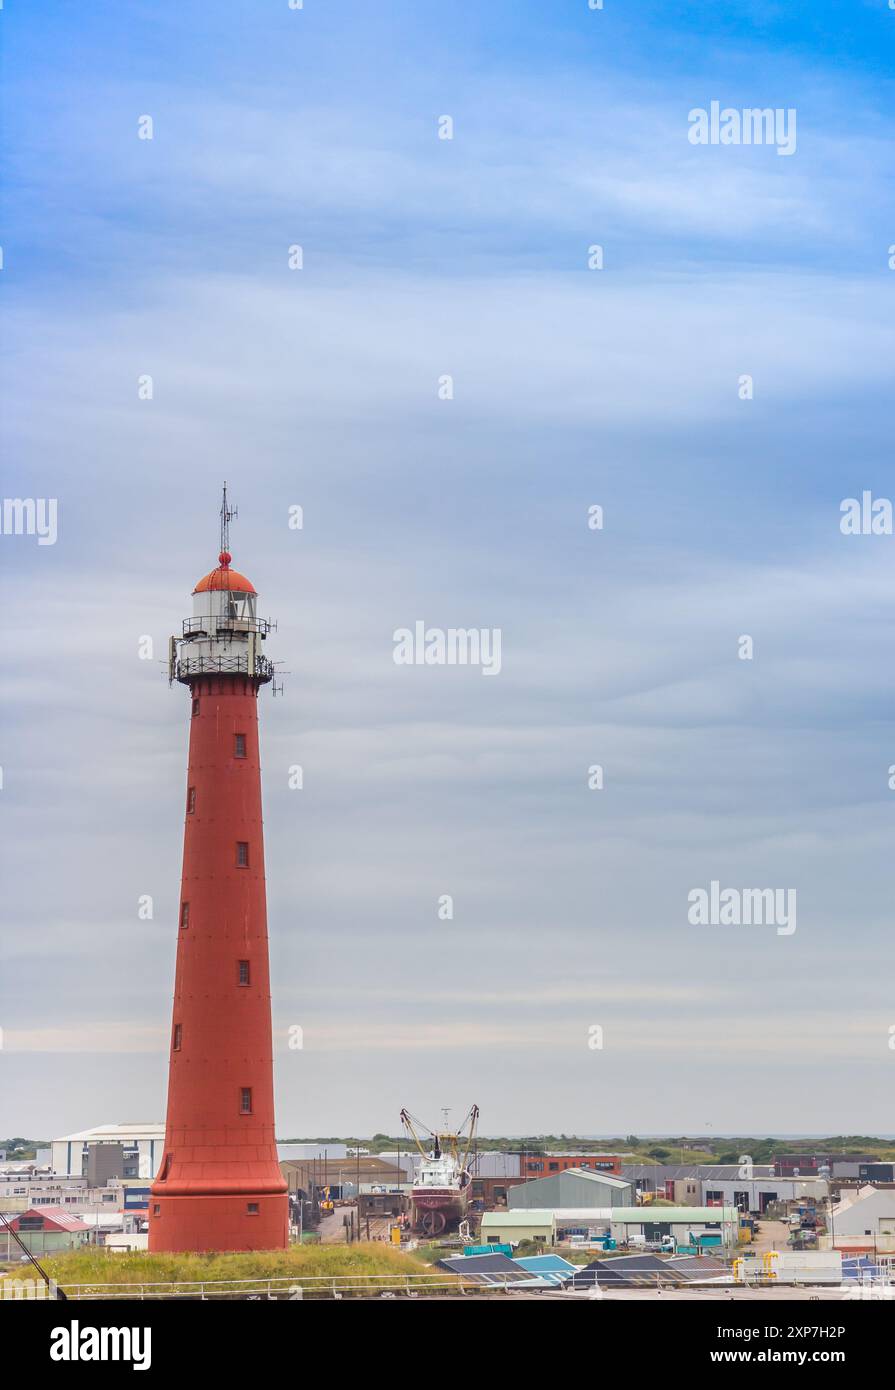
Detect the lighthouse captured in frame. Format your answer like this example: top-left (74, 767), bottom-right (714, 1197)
top-left (150, 488), bottom-right (288, 1252)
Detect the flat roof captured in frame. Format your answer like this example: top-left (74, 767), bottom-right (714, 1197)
top-left (53, 1124), bottom-right (164, 1143)
top-left (610, 1206), bottom-right (739, 1223)
top-left (494, 1204), bottom-right (738, 1223)
top-left (481, 1210), bottom-right (555, 1226)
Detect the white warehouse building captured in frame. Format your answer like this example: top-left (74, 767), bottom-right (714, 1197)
top-left (826, 1186), bottom-right (895, 1254)
top-left (700, 1176), bottom-right (829, 1213)
top-left (51, 1125), bottom-right (164, 1180)
top-left (52, 1125), bottom-right (346, 1179)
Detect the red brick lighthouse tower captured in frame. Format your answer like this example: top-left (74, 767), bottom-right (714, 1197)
top-left (150, 488), bottom-right (288, 1252)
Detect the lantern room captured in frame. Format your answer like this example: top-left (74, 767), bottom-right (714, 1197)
top-left (191, 551), bottom-right (259, 627)
top-left (170, 550), bottom-right (274, 686)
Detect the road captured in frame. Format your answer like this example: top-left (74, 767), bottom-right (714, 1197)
top-left (747, 1218), bottom-right (799, 1255)
top-left (314, 1205), bottom-right (394, 1244)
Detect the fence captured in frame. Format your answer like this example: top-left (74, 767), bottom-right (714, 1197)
top-left (2, 1271), bottom-right (529, 1300)
top-left (4, 1269), bottom-right (892, 1300)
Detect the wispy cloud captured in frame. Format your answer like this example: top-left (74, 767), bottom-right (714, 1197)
top-left (3, 0), bottom-right (893, 1136)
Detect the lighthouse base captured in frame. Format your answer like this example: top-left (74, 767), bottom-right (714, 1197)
top-left (148, 1193), bottom-right (289, 1254)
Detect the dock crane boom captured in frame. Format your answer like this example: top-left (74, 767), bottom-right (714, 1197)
top-left (0, 1213), bottom-right (67, 1299)
top-left (400, 1105), bottom-right (479, 1165)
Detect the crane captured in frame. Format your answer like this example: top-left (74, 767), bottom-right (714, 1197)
top-left (400, 1105), bottom-right (479, 1169)
top-left (0, 1212), bottom-right (67, 1300)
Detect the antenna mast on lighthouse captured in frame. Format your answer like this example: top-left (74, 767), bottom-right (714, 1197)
top-left (219, 482), bottom-right (238, 558)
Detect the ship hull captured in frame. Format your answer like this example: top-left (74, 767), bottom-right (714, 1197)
top-left (410, 1187), bottom-right (469, 1236)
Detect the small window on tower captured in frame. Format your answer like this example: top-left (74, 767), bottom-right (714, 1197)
top-left (187, 787), bottom-right (196, 814)
top-left (247, 1202), bottom-right (260, 1215)
top-left (192, 698), bottom-right (200, 717)
top-left (240, 1087), bottom-right (253, 1115)
top-left (153, 1204), bottom-right (161, 1216)
top-left (236, 841), bottom-right (249, 868)
top-left (173, 1024), bottom-right (182, 1051)
top-left (234, 733), bottom-right (246, 758)
top-left (238, 960), bottom-right (250, 986)
top-left (180, 901), bottom-right (190, 929)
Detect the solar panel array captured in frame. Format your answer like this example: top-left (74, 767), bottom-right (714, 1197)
top-left (571, 1253), bottom-right (730, 1289)
top-left (437, 1250), bottom-right (730, 1290)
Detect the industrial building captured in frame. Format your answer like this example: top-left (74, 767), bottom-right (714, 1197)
top-left (1, 1208), bottom-right (91, 1256)
top-left (509, 1167), bottom-right (632, 1210)
top-left (51, 1124), bottom-right (164, 1180)
top-left (2, 1171), bottom-right (87, 1199)
top-left (701, 1175), bottom-right (828, 1213)
top-left (480, 1209), bottom-right (555, 1244)
top-left (856, 1163), bottom-right (895, 1183)
top-left (469, 1175), bottom-right (527, 1208)
top-left (826, 1186), bottom-right (895, 1254)
top-left (479, 1202), bottom-right (738, 1251)
top-left (471, 1151), bottom-right (525, 1178)
top-left (520, 1153), bottom-right (622, 1178)
top-left (621, 1161), bottom-right (761, 1199)
top-left (281, 1156), bottom-right (406, 1201)
top-left (277, 1143), bottom-right (348, 1163)
top-left (620, 1162), bottom-right (829, 1213)
top-left (773, 1154), bottom-right (832, 1177)
top-left (51, 1125), bottom-right (348, 1180)
top-left (0, 1178), bottom-right (123, 1215)
top-left (609, 1206), bottom-right (739, 1251)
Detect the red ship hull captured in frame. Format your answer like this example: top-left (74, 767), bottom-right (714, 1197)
top-left (410, 1187), bottom-right (470, 1236)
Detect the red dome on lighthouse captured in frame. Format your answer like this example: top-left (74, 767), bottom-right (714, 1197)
top-left (192, 553), bottom-right (257, 595)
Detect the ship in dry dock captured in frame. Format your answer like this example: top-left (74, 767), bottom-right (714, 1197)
top-left (400, 1105), bottom-right (479, 1236)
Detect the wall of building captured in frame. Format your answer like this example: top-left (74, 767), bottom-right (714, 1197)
top-left (1, 1229), bottom-right (89, 1255)
top-left (85, 1144), bottom-right (125, 1186)
top-left (831, 1190), bottom-right (895, 1252)
top-left (52, 1136), bottom-right (160, 1180)
top-left (776, 1156), bottom-right (835, 1176)
top-left (859, 1164), bottom-right (895, 1183)
top-left (0, 1175), bottom-right (88, 1198)
top-left (521, 1154), bottom-right (620, 1178)
top-left (510, 1171), bottom-right (631, 1210)
top-left (280, 1159), bottom-right (405, 1196)
top-left (480, 1215), bottom-right (553, 1243)
top-left (276, 1143), bottom-right (348, 1162)
top-left (472, 1151), bottom-right (523, 1178)
top-left (702, 1179), bottom-right (828, 1212)
top-left (608, 1208), bottom-right (738, 1248)
top-left (470, 1176), bottom-right (526, 1207)
top-left (671, 1180), bottom-right (702, 1206)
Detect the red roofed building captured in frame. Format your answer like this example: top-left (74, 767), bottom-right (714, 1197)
top-left (4, 1207), bottom-right (91, 1254)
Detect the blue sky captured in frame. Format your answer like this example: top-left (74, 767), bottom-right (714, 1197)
top-left (2, 1), bottom-right (895, 1139)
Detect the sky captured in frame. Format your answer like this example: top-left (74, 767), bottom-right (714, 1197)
top-left (1, 0), bottom-right (895, 1141)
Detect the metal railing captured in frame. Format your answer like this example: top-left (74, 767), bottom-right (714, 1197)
top-left (5, 1267), bottom-right (889, 1300)
top-left (182, 617), bottom-right (274, 637)
top-left (2, 1272), bottom-right (537, 1300)
top-left (172, 653), bottom-right (274, 682)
